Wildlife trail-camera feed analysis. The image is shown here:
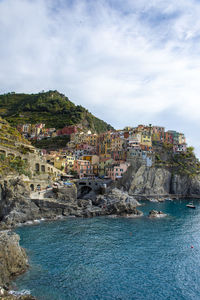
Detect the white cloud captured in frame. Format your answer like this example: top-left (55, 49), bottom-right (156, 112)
top-left (0, 0), bottom-right (200, 156)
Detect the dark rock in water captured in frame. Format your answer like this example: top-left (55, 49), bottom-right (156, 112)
top-left (148, 210), bottom-right (167, 218)
top-left (98, 188), bottom-right (143, 217)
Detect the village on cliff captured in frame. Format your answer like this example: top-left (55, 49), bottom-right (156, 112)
top-left (16, 123), bottom-right (187, 181)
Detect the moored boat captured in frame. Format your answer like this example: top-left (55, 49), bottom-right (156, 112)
top-left (186, 202), bottom-right (195, 209)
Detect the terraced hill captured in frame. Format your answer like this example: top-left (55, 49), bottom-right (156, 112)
top-left (0, 90), bottom-right (114, 133)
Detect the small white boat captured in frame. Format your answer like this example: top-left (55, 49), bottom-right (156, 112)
top-left (165, 198), bottom-right (173, 201)
top-left (149, 198), bottom-right (158, 202)
top-left (186, 202), bottom-right (195, 209)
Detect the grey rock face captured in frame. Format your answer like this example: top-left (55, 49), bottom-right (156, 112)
top-left (51, 186), bottom-right (77, 203)
top-left (148, 210), bottom-right (167, 218)
top-left (0, 231), bottom-right (28, 287)
top-left (119, 165), bottom-right (200, 197)
top-left (98, 188), bottom-right (143, 217)
top-left (0, 179), bottom-right (41, 228)
top-left (129, 166), bottom-right (171, 195)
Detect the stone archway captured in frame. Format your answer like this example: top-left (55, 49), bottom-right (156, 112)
top-left (30, 184), bottom-right (34, 191)
top-left (35, 163), bottom-right (40, 172)
top-left (41, 165), bottom-right (45, 173)
top-left (78, 185), bottom-right (92, 198)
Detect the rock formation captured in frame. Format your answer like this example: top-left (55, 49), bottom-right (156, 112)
top-left (0, 178), bottom-right (41, 228)
top-left (0, 231), bottom-right (28, 288)
top-left (97, 188), bottom-right (143, 217)
top-left (148, 210), bottom-right (167, 218)
top-left (118, 165), bottom-right (200, 197)
top-left (0, 178), bottom-right (143, 229)
top-left (0, 231), bottom-right (36, 299)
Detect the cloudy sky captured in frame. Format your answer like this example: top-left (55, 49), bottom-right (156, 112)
top-left (0, 0), bottom-right (200, 155)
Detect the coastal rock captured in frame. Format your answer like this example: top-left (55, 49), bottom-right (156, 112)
top-left (50, 185), bottom-right (77, 203)
top-left (98, 188), bottom-right (143, 217)
top-left (0, 179), bottom-right (41, 228)
top-left (0, 231), bottom-right (28, 288)
top-left (0, 179), bottom-right (78, 228)
top-left (118, 165), bottom-right (200, 197)
top-left (129, 166), bottom-right (171, 195)
top-left (0, 291), bottom-right (36, 299)
top-left (148, 210), bottom-right (167, 218)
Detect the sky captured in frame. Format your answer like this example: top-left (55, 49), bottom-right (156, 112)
top-left (0, 0), bottom-right (200, 156)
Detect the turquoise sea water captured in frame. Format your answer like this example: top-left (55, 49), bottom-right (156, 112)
top-left (14, 199), bottom-right (200, 300)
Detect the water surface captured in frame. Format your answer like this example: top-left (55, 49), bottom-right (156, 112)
top-left (14, 199), bottom-right (200, 300)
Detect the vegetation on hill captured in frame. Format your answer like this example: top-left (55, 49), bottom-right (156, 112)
top-left (154, 144), bottom-right (200, 177)
top-left (32, 135), bottom-right (70, 150)
top-left (0, 91), bottom-right (114, 133)
top-left (0, 153), bottom-right (31, 177)
top-left (0, 117), bottom-right (32, 177)
top-left (0, 117), bottom-right (30, 148)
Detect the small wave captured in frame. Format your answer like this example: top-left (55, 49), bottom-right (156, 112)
top-left (9, 289), bottom-right (30, 296)
top-left (33, 219), bottom-right (41, 224)
top-left (24, 221), bottom-right (34, 225)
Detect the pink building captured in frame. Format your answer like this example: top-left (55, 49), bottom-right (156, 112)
top-left (74, 160), bottom-right (93, 179)
top-left (106, 162), bottom-right (130, 180)
top-left (173, 143), bottom-right (187, 153)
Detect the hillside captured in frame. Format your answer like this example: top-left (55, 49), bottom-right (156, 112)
top-left (0, 90), bottom-right (114, 133)
top-left (153, 144), bottom-right (200, 177)
top-left (0, 116), bottom-right (30, 148)
top-left (0, 117), bottom-right (32, 176)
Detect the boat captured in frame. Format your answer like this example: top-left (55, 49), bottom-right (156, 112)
top-left (165, 198), bottom-right (173, 201)
top-left (186, 202), bottom-right (196, 209)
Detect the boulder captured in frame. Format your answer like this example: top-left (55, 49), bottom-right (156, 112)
top-left (0, 231), bottom-right (28, 288)
top-left (99, 188), bottom-right (142, 217)
top-left (148, 210), bottom-right (167, 218)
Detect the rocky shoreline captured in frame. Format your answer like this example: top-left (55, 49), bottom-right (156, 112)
top-left (0, 178), bottom-right (144, 298)
top-left (0, 230), bottom-right (36, 300)
top-left (0, 178), bottom-right (143, 229)
top-left (1, 167), bottom-right (200, 298)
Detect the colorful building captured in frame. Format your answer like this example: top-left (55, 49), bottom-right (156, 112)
top-left (106, 162), bottom-right (130, 181)
top-left (73, 160), bottom-right (93, 179)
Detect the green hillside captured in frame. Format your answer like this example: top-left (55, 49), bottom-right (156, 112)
top-left (0, 116), bottom-right (30, 148)
top-left (0, 117), bottom-right (31, 176)
top-left (0, 90), bottom-right (114, 133)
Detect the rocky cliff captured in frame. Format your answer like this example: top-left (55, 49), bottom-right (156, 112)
top-left (118, 165), bottom-right (200, 197)
top-left (0, 231), bottom-right (36, 300)
top-left (0, 177), bottom-right (143, 229)
top-left (0, 178), bottom-right (79, 228)
top-left (0, 178), bottom-right (40, 228)
top-left (0, 231), bottom-right (28, 288)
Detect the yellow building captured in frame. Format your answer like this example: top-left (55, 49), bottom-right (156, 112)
top-left (86, 134), bottom-right (98, 147)
top-left (82, 155), bottom-right (99, 165)
top-left (99, 158), bottom-right (114, 176)
top-left (66, 155), bottom-right (76, 170)
top-left (54, 156), bottom-right (66, 171)
top-left (141, 132), bottom-right (152, 147)
top-left (111, 137), bottom-right (124, 151)
top-left (179, 133), bottom-right (186, 144)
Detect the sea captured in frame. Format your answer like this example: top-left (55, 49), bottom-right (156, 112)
top-left (13, 199), bottom-right (200, 300)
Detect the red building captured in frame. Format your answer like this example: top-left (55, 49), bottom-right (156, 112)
top-left (164, 132), bottom-right (173, 144)
top-left (57, 125), bottom-right (78, 136)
